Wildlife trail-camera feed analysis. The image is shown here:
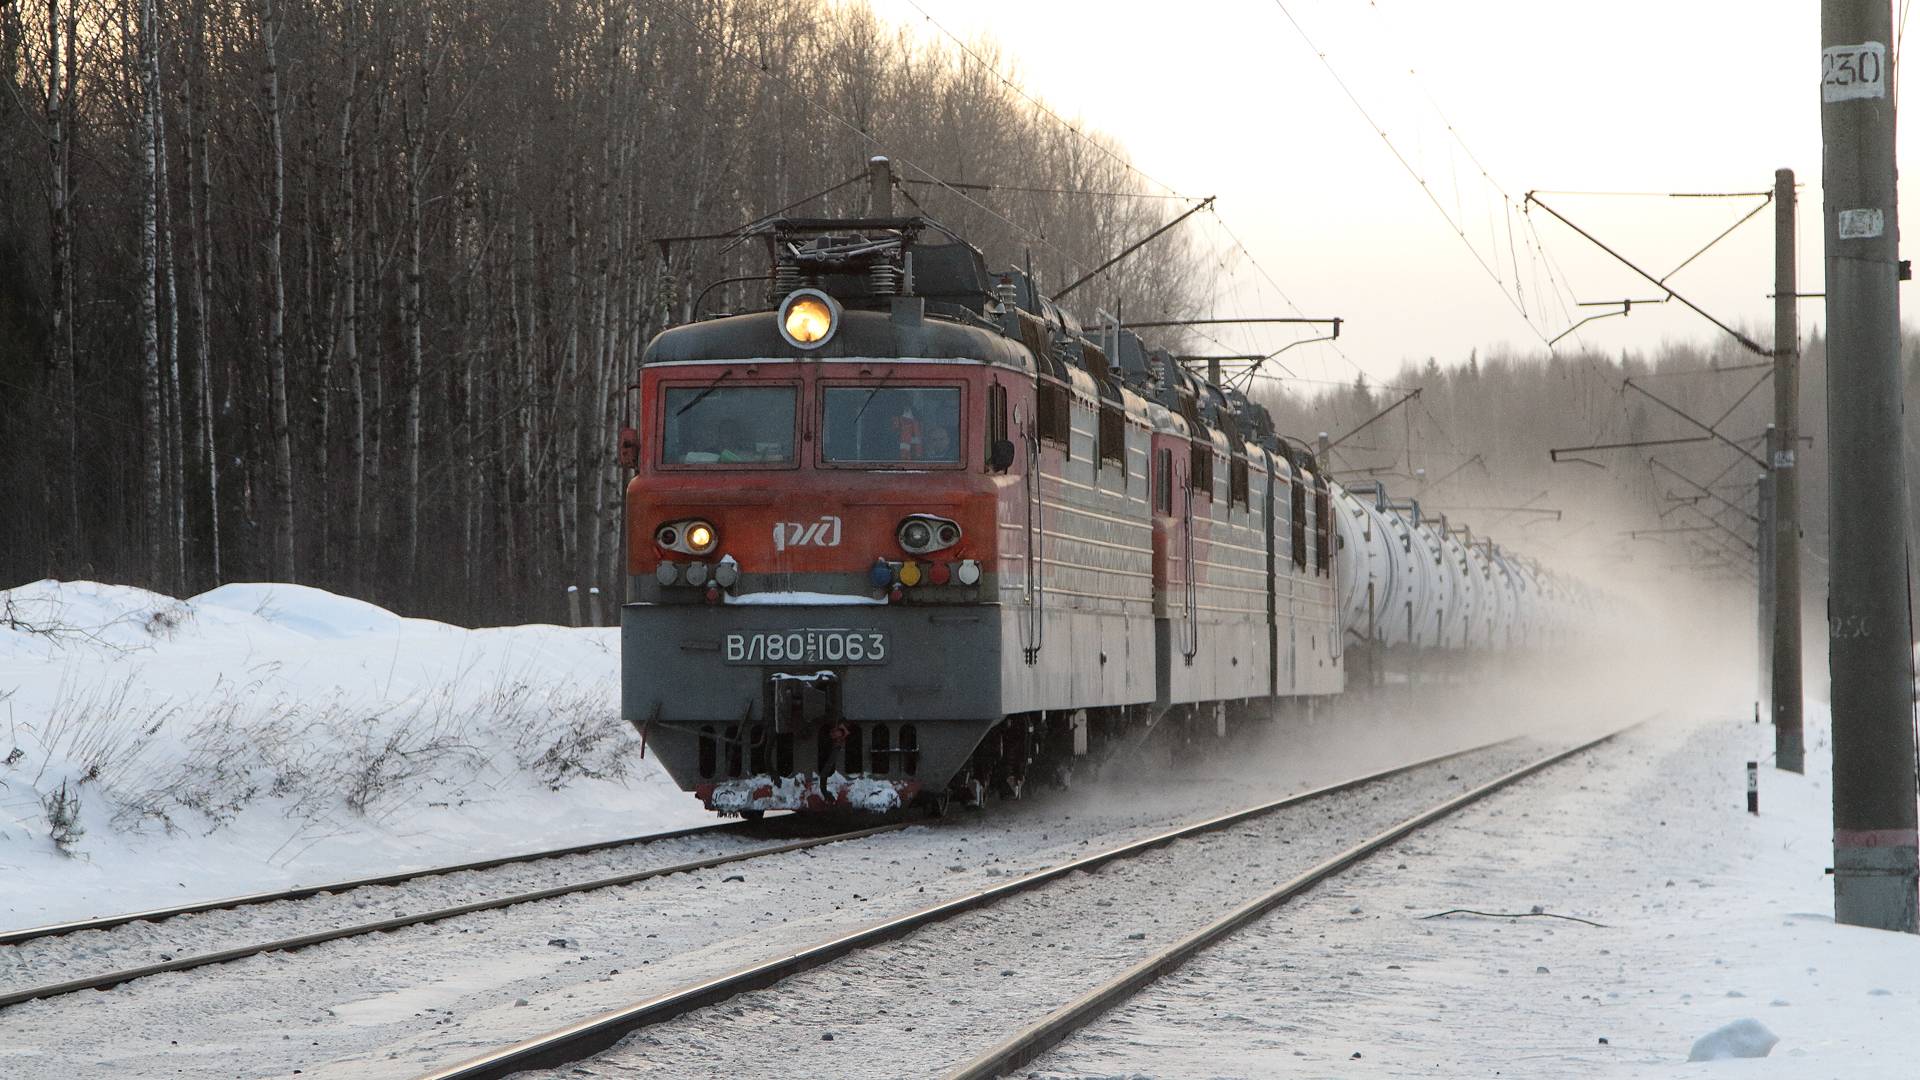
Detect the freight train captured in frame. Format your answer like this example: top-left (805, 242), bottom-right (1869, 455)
top-left (620, 172), bottom-right (1578, 816)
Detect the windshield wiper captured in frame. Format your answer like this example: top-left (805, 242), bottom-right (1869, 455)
top-left (850, 369), bottom-right (896, 425)
top-left (674, 368), bottom-right (734, 416)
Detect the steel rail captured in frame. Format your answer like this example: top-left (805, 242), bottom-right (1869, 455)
top-left (944, 721), bottom-right (1641, 1079)
top-left (0, 823), bottom-right (906, 1010)
top-left (411, 737), bottom-right (1516, 1080)
top-left (0, 818), bottom-right (767, 948)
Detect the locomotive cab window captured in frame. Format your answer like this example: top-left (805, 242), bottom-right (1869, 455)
top-left (1154, 448), bottom-right (1173, 515)
top-left (987, 383), bottom-right (1009, 467)
top-left (662, 383), bottom-right (797, 466)
top-left (821, 385), bottom-right (962, 465)
top-left (1229, 456), bottom-right (1249, 509)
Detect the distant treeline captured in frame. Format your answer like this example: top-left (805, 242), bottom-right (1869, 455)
top-left (0, 0), bottom-right (1205, 623)
top-left (1259, 331), bottom-right (1920, 592)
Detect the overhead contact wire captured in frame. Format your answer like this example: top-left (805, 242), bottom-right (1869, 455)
top-left (1265, 0), bottom-right (1550, 347)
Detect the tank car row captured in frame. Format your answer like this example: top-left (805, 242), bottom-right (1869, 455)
top-left (620, 194), bottom-right (1581, 817)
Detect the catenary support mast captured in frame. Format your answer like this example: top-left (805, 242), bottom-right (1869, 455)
top-left (1772, 169), bottom-right (1804, 773)
top-left (1757, 461), bottom-right (1774, 707)
top-left (1820, 1), bottom-right (1918, 932)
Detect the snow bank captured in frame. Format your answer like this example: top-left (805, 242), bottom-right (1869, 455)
top-left (0, 579), bottom-right (708, 926)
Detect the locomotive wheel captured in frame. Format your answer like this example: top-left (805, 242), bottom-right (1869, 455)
top-left (740, 809), bottom-right (766, 822)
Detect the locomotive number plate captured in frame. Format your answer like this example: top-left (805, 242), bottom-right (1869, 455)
top-left (723, 629), bottom-right (888, 665)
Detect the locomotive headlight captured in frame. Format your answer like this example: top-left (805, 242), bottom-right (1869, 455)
top-left (897, 514), bottom-right (960, 556)
top-left (778, 289), bottom-right (840, 349)
top-left (658, 519), bottom-right (719, 556)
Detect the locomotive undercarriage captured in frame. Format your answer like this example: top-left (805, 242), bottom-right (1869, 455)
top-left (659, 695), bottom-right (1309, 819)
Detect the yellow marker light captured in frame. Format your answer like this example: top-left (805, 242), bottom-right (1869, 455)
top-left (778, 289), bottom-right (840, 349)
top-left (686, 522), bottom-right (716, 553)
top-left (898, 560), bottom-right (923, 587)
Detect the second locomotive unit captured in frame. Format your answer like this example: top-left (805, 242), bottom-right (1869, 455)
top-left (622, 165), bottom-right (1567, 816)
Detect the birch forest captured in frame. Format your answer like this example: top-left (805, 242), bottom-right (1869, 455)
top-left (6, 0), bottom-right (1884, 623)
top-left (0, 0), bottom-right (1208, 623)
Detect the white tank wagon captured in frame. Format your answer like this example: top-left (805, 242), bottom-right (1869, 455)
top-left (1328, 480), bottom-right (1583, 677)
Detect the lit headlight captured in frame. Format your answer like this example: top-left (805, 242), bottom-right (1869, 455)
top-left (778, 288), bottom-right (840, 349)
top-left (657, 519), bottom-right (719, 556)
top-left (897, 514), bottom-right (961, 556)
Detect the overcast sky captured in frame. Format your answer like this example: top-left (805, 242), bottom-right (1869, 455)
top-left (863, 1), bottom-right (1889, 388)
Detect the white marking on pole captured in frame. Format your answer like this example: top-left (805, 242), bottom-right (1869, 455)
top-left (1823, 43), bottom-right (1888, 102)
top-left (1838, 208), bottom-right (1885, 239)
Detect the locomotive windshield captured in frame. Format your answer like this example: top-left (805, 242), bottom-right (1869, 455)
top-left (662, 385), bottom-right (796, 465)
top-left (822, 386), bottom-right (961, 464)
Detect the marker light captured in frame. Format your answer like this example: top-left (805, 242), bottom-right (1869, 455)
top-left (714, 558), bottom-right (740, 588)
top-left (685, 522), bottom-right (717, 554)
top-left (899, 561), bottom-right (923, 587)
top-left (869, 559), bottom-right (895, 589)
top-left (778, 289), bottom-right (841, 349)
top-left (956, 560), bottom-right (982, 586)
top-left (687, 561), bottom-right (710, 587)
top-left (655, 562), bottom-right (681, 586)
top-left (897, 514), bottom-right (961, 556)
top-left (929, 561), bottom-right (952, 586)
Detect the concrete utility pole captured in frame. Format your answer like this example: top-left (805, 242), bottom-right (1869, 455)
top-left (1756, 463), bottom-right (1774, 707)
top-left (1820, 1), bottom-right (1918, 932)
top-left (1772, 170), bottom-right (1805, 773)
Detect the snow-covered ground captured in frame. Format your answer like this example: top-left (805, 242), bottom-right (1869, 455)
top-left (0, 580), bottom-right (709, 928)
top-left (1025, 703), bottom-right (1920, 1078)
top-left (5, 576), bottom-right (1914, 1077)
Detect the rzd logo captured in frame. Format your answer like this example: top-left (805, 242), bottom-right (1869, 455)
top-left (773, 515), bottom-right (842, 552)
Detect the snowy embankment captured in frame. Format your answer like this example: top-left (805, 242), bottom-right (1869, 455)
top-left (0, 580), bottom-right (706, 927)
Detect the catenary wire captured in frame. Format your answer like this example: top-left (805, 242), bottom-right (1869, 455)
top-left (1264, 0), bottom-right (1552, 348)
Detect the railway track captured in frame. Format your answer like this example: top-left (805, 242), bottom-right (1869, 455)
top-left (944, 723), bottom-right (1634, 1078)
top-left (413, 729), bottom-right (1612, 1080)
top-left (0, 819), bottom-right (904, 1009)
top-left (0, 818), bottom-right (767, 948)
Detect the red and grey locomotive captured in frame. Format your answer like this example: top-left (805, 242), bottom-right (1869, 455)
top-left (621, 175), bottom-right (1560, 816)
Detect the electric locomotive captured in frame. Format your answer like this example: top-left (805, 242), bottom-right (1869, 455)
top-left (621, 168), bottom-right (1565, 816)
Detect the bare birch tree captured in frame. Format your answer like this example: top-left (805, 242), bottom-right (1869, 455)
top-left (259, 0), bottom-right (294, 579)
